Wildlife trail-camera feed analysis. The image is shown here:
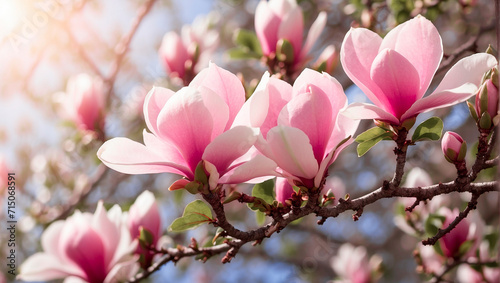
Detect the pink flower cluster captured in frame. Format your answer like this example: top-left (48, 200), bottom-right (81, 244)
top-left (18, 191), bottom-right (162, 283)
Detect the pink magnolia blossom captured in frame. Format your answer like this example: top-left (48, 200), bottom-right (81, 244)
top-left (331, 243), bottom-right (381, 283)
top-left (159, 15), bottom-right (218, 81)
top-left (341, 15), bottom-right (497, 126)
top-left (255, 0), bottom-right (327, 67)
top-left (255, 69), bottom-right (359, 188)
top-left (439, 208), bottom-right (470, 258)
top-left (18, 202), bottom-right (137, 283)
top-left (457, 242), bottom-right (500, 283)
top-left (62, 74), bottom-right (106, 132)
top-left (275, 177), bottom-right (295, 204)
top-left (441, 131), bottom-right (467, 163)
top-left (126, 190), bottom-right (161, 267)
top-left (98, 63), bottom-right (277, 190)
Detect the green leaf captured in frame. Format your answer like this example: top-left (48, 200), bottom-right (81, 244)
top-left (169, 200), bottom-right (213, 232)
top-left (227, 47), bottom-right (262, 60)
top-left (424, 213), bottom-right (445, 237)
top-left (139, 227), bottom-right (154, 248)
top-left (252, 179), bottom-right (275, 204)
top-left (276, 39), bottom-right (294, 63)
top-left (411, 117), bottom-right (443, 142)
top-left (355, 127), bottom-right (393, 157)
top-left (458, 239), bottom-right (474, 256)
top-left (234, 29), bottom-right (262, 55)
top-left (255, 210), bottom-right (266, 225)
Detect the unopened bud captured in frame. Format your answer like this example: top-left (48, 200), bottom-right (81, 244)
top-left (441, 131), bottom-right (467, 163)
top-left (475, 78), bottom-right (499, 129)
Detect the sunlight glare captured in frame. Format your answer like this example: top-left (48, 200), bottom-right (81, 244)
top-left (0, 1), bottom-right (25, 40)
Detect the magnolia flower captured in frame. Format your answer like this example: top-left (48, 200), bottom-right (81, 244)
top-left (255, 0), bottom-right (326, 67)
top-left (18, 202), bottom-right (137, 283)
top-left (341, 15), bottom-right (497, 126)
top-left (331, 243), bottom-right (382, 283)
top-left (98, 63), bottom-right (277, 191)
top-left (255, 69), bottom-right (359, 188)
top-left (126, 190), bottom-right (161, 267)
top-left (62, 74), bottom-right (106, 132)
top-left (441, 131), bottom-right (467, 163)
top-left (457, 242), bottom-right (500, 283)
top-left (475, 78), bottom-right (499, 129)
top-left (159, 14), bottom-right (218, 82)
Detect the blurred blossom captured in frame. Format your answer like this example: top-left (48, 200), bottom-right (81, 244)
top-left (323, 176), bottom-right (345, 206)
top-left (0, 156), bottom-right (7, 194)
top-left (126, 190), bottom-right (162, 268)
top-left (330, 243), bottom-right (382, 283)
top-left (417, 243), bottom-right (445, 274)
top-left (341, 15), bottom-right (497, 127)
top-left (313, 45), bottom-right (339, 75)
top-left (457, 242), bottom-right (500, 283)
top-left (61, 73), bottom-right (106, 134)
top-left (159, 14), bottom-right (219, 84)
top-left (438, 208), bottom-right (483, 259)
top-left (18, 201), bottom-right (138, 283)
top-left (254, 0), bottom-right (327, 69)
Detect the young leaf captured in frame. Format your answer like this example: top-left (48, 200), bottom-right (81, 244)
top-left (252, 179), bottom-right (275, 204)
top-left (412, 117), bottom-right (443, 142)
top-left (255, 210), bottom-right (266, 225)
top-left (355, 127), bottom-right (392, 156)
top-left (227, 47), bottom-right (261, 60)
top-left (424, 213), bottom-right (445, 237)
top-left (169, 200), bottom-right (213, 232)
top-left (234, 29), bottom-right (262, 55)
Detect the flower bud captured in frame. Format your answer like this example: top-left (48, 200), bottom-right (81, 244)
top-left (441, 131), bottom-right (467, 163)
top-left (275, 177), bottom-right (294, 205)
top-left (475, 78), bottom-right (499, 129)
top-left (439, 208), bottom-right (470, 258)
top-left (313, 45), bottom-right (338, 74)
top-left (159, 31), bottom-right (190, 79)
top-left (63, 74), bottom-right (106, 132)
top-left (128, 191), bottom-right (162, 268)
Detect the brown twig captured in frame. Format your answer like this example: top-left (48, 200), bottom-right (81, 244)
top-left (422, 193), bottom-right (480, 246)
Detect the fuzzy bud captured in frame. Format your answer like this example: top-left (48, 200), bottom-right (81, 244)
top-left (441, 131), bottom-right (467, 163)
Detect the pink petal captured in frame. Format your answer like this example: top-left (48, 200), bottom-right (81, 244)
top-left (158, 31), bottom-right (189, 78)
top-left (143, 87), bottom-right (175, 137)
top-left (143, 130), bottom-right (188, 169)
top-left (232, 72), bottom-right (271, 128)
top-left (156, 87), bottom-right (213, 172)
top-left (431, 53), bottom-right (498, 95)
top-left (279, 85), bottom-right (333, 163)
top-left (275, 177), bottom-right (294, 204)
top-left (370, 49), bottom-right (420, 119)
top-left (254, 0), bottom-right (280, 55)
top-left (293, 69), bottom-right (347, 120)
top-left (401, 85), bottom-right (478, 121)
top-left (340, 103), bottom-right (399, 124)
top-left (18, 253), bottom-right (83, 281)
top-left (197, 86), bottom-right (230, 139)
top-left (263, 126), bottom-right (319, 179)
top-left (299, 11), bottom-right (327, 63)
top-left (260, 77), bottom-right (293, 137)
top-left (92, 202), bottom-right (120, 267)
top-left (314, 136), bottom-right (354, 188)
top-left (97, 137), bottom-right (191, 177)
top-left (340, 27), bottom-right (384, 106)
top-left (325, 111), bottom-right (360, 155)
top-left (218, 154), bottom-right (278, 184)
top-left (379, 15), bottom-right (442, 98)
top-left (189, 63), bottom-right (245, 127)
top-left (41, 220), bottom-right (65, 257)
top-left (202, 126), bottom-right (258, 174)
top-left (277, 4), bottom-right (304, 60)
